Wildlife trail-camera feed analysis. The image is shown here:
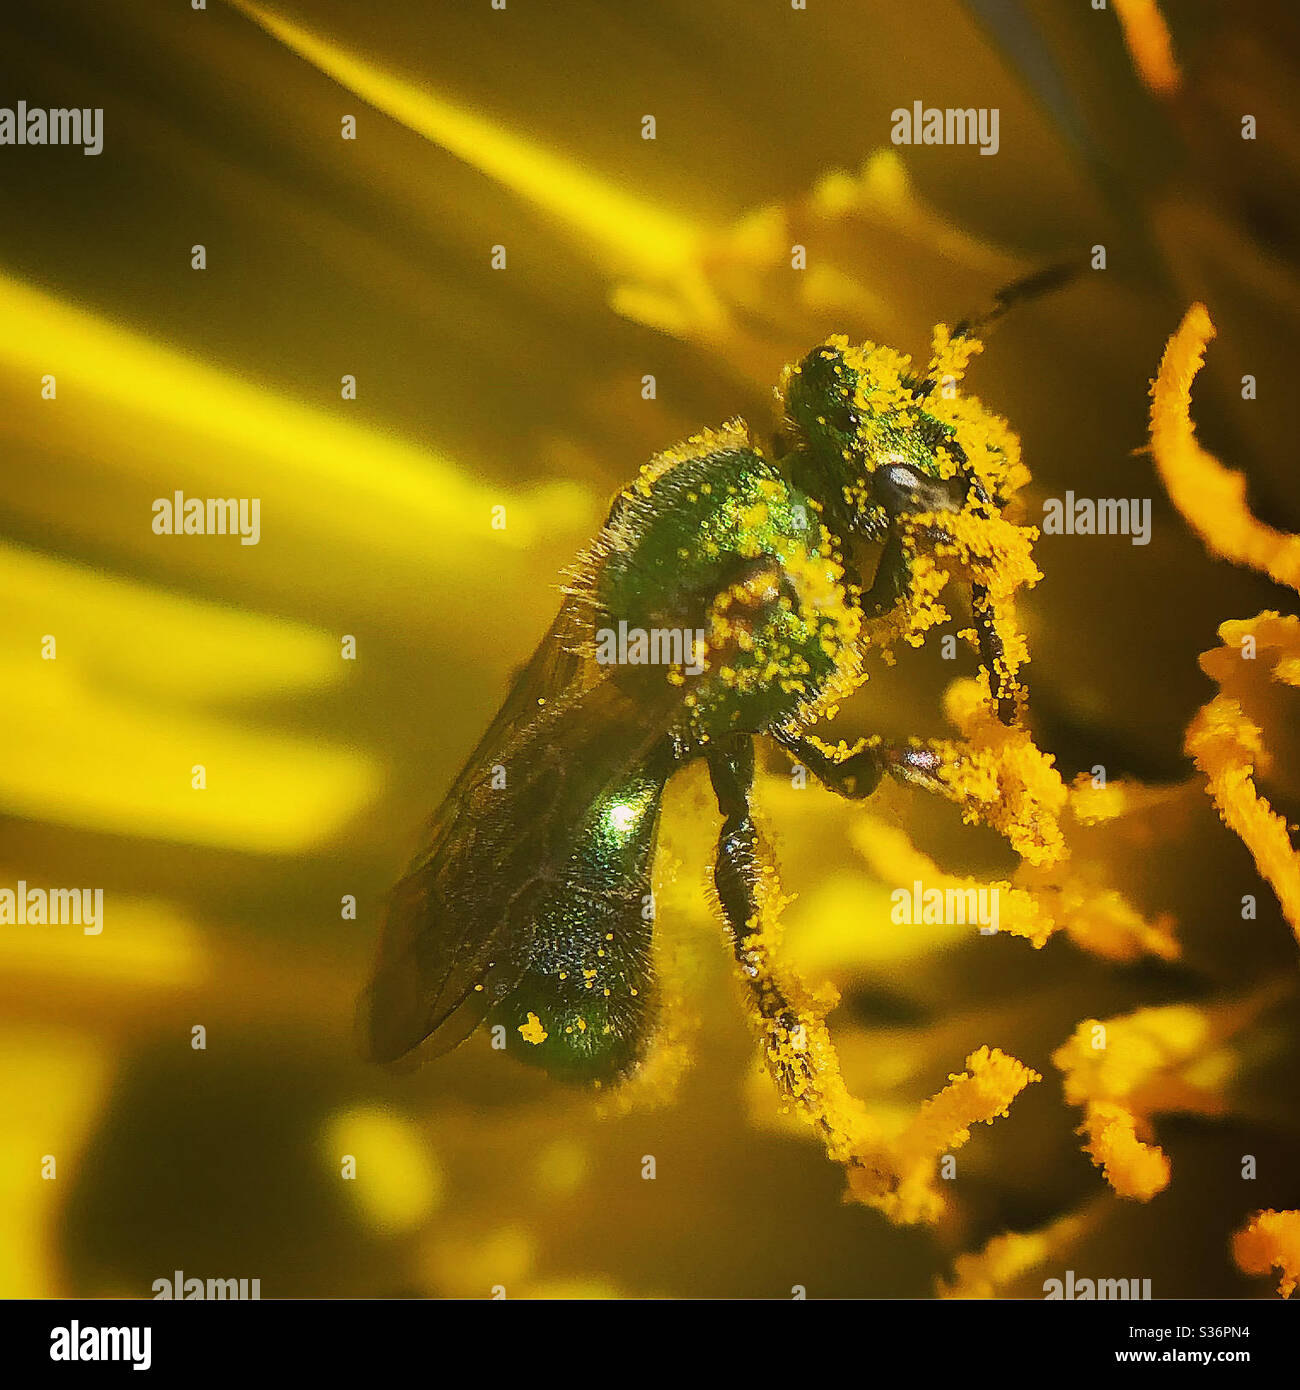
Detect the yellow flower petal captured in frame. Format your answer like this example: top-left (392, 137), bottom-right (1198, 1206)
top-left (1077, 1100), bottom-right (1171, 1202)
top-left (1114, 0), bottom-right (1181, 97)
top-left (940, 1211), bottom-right (1090, 1299)
top-left (230, 0), bottom-right (700, 280)
top-left (1150, 303), bottom-right (1300, 591)
top-left (1185, 616), bottom-right (1300, 941)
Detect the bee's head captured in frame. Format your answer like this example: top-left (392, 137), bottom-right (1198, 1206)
top-left (780, 337), bottom-right (968, 540)
top-left (780, 339), bottom-right (863, 458)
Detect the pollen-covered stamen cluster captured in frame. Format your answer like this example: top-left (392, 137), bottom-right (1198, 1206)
top-left (927, 677), bottom-right (1068, 867)
top-left (1151, 306), bottom-right (1300, 945)
top-left (1053, 990), bottom-right (1285, 1203)
top-left (1233, 1210), bottom-right (1300, 1299)
top-left (892, 507), bottom-right (1038, 650)
top-left (849, 774), bottom-right (1179, 959)
top-left (725, 819), bottom-right (1043, 1225)
top-left (1186, 613), bottom-right (1300, 942)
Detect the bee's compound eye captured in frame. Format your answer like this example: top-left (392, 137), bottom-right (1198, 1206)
top-left (874, 461), bottom-right (966, 518)
top-left (873, 461), bottom-right (926, 516)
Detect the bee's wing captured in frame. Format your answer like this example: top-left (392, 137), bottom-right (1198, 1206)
top-left (434, 595), bottom-right (586, 813)
top-left (359, 655), bottom-right (681, 1066)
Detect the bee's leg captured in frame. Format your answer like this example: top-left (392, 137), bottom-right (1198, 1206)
top-left (963, 474), bottom-right (1020, 724)
top-left (861, 532), bottom-right (911, 617)
top-left (769, 728), bottom-right (883, 800)
top-left (864, 522), bottom-right (1018, 725)
top-left (707, 736), bottom-right (805, 1013)
top-left (706, 735), bottom-right (815, 1080)
top-left (862, 467), bottom-right (966, 615)
top-left (969, 580), bottom-right (1017, 724)
top-left (705, 735), bottom-right (897, 1191)
top-left (706, 735), bottom-right (764, 949)
top-left (771, 727), bottom-right (948, 800)
top-left (706, 735), bottom-right (859, 1043)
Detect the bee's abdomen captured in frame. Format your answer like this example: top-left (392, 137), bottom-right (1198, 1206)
top-left (490, 763), bottom-right (665, 1082)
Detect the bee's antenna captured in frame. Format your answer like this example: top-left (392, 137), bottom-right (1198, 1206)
top-left (949, 257), bottom-right (1082, 343)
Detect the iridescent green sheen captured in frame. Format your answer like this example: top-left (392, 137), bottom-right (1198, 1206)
top-left (595, 447), bottom-right (846, 739)
top-left (491, 762), bottom-right (665, 1080)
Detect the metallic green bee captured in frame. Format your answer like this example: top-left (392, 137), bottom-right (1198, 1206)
top-left (360, 267), bottom-right (1069, 1085)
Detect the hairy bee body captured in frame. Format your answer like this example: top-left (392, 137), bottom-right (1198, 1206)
top-left (362, 268), bottom-right (1063, 1084)
top-left (589, 424), bottom-right (862, 744)
top-left (483, 430), bottom-right (862, 1079)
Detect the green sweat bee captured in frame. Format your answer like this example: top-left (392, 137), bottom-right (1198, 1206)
top-left (360, 266), bottom-right (1071, 1084)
